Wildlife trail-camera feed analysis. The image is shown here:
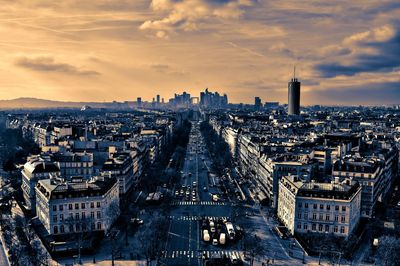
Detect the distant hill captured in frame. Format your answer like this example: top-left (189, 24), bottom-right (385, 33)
top-left (0, 97), bottom-right (126, 109)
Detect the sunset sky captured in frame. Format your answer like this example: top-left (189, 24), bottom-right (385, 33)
top-left (0, 0), bottom-right (399, 105)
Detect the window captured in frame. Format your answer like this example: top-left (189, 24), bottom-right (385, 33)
top-left (97, 202), bottom-right (101, 208)
top-left (326, 215), bottom-right (330, 221)
top-left (82, 212), bottom-right (86, 219)
top-left (82, 223), bottom-right (87, 231)
top-left (75, 203), bottom-right (79, 210)
top-left (59, 205), bottom-right (63, 211)
top-left (318, 224), bottom-right (323, 231)
top-left (297, 223), bottom-right (302, 229)
top-left (297, 213), bottom-right (301, 219)
top-left (303, 224), bottom-right (308, 230)
top-left (341, 216), bottom-right (346, 223)
top-left (342, 206), bottom-right (346, 212)
top-left (304, 213), bottom-right (308, 220)
top-left (97, 211), bottom-right (101, 219)
top-left (312, 224), bottom-right (316, 231)
top-left (335, 215), bottom-right (339, 222)
top-left (91, 202), bottom-right (94, 208)
top-left (326, 205), bottom-right (330, 210)
top-left (97, 222), bottom-right (102, 230)
top-left (340, 226), bottom-right (345, 234)
top-left (335, 205), bottom-right (339, 211)
top-left (320, 204), bottom-right (324, 210)
top-left (53, 205), bottom-right (57, 211)
top-left (53, 226), bottom-right (58, 234)
top-left (60, 214), bottom-right (64, 221)
top-left (313, 204), bottom-right (317, 209)
top-left (69, 224), bottom-right (74, 232)
top-left (312, 213), bottom-right (317, 220)
top-left (76, 224), bottom-right (80, 232)
top-left (69, 204), bottom-right (73, 210)
top-left (75, 213), bottom-right (79, 220)
top-left (91, 223), bottom-right (95, 230)
top-left (325, 225), bottom-right (329, 232)
top-left (304, 203), bottom-right (308, 208)
top-left (91, 212), bottom-right (95, 219)
top-left (334, 226), bottom-right (338, 233)
top-left (81, 203), bottom-right (85, 209)
top-left (53, 215), bottom-right (57, 222)
top-left (60, 225), bottom-right (65, 233)
top-left (319, 214), bottom-right (323, 221)
top-left (298, 203), bottom-right (302, 208)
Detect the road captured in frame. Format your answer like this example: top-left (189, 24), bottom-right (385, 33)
top-left (159, 120), bottom-right (309, 266)
top-left (161, 121), bottom-right (240, 266)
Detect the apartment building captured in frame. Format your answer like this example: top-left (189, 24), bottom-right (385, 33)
top-left (278, 175), bottom-right (361, 238)
top-left (35, 175), bottom-right (119, 236)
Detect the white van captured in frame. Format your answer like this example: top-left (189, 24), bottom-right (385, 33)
top-left (203, 230), bottom-right (210, 242)
top-left (219, 233), bottom-right (226, 245)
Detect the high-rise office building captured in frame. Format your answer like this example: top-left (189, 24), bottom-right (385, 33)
top-left (156, 95), bottom-right (160, 104)
top-left (137, 97), bottom-right (142, 107)
top-left (255, 97), bottom-right (262, 109)
top-left (288, 68), bottom-right (301, 115)
top-left (200, 88), bottom-right (228, 108)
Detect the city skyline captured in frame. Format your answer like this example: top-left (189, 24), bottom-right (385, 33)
top-left (1, 1), bottom-right (400, 105)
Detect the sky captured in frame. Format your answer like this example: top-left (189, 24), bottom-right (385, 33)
top-left (0, 0), bottom-right (399, 105)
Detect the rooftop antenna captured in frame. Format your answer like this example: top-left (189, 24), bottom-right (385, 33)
top-left (293, 65), bottom-right (296, 80)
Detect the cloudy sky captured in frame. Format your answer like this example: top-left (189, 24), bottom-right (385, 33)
top-left (0, 0), bottom-right (399, 105)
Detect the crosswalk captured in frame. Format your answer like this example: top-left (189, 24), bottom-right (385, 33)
top-left (161, 250), bottom-right (242, 259)
top-left (167, 215), bottom-right (230, 221)
top-left (171, 201), bottom-right (227, 206)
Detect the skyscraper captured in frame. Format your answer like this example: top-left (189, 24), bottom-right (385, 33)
top-left (255, 97), bottom-right (262, 109)
top-left (156, 94), bottom-right (160, 103)
top-left (288, 67), bottom-right (301, 115)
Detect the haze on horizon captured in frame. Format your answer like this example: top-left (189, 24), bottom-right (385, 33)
top-left (0, 0), bottom-right (399, 105)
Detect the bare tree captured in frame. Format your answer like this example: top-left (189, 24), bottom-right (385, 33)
top-left (63, 216), bottom-right (95, 264)
top-left (376, 235), bottom-right (400, 266)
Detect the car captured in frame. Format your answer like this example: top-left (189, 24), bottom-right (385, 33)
top-left (186, 191), bottom-right (190, 196)
top-left (182, 185), bottom-right (186, 189)
top-left (203, 186), bottom-right (207, 192)
top-left (212, 239), bottom-right (218, 245)
top-left (130, 218), bottom-right (144, 225)
top-left (180, 189), bottom-right (184, 195)
top-left (192, 191), bottom-right (196, 196)
top-left (175, 190), bottom-right (179, 196)
top-left (192, 181), bottom-right (197, 186)
top-left (192, 196), bottom-right (197, 201)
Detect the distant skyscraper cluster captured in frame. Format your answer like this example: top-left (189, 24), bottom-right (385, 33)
top-left (200, 88), bottom-right (228, 108)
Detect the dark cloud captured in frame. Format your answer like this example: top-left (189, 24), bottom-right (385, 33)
top-left (315, 24), bottom-right (400, 78)
top-left (307, 82), bottom-right (400, 105)
top-left (15, 56), bottom-right (100, 76)
top-left (150, 64), bottom-right (170, 72)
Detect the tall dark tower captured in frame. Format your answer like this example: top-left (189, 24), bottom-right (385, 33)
top-left (288, 66), bottom-right (301, 115)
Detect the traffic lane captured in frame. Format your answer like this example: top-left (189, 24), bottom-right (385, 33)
top-left (166, 220), bottom-right (191, 251)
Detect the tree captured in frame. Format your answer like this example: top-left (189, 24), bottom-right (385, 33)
top-left (376, 235), bottom-right (400, 266)
top-left (63, 216), bottom-right (95, 264)
top-left (243, 234), bottom-right (265, 266)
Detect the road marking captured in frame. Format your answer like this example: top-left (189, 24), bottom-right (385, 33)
top-left (161, 250), bottom-right (244, 259)
top-left (171, 201), bottom-right (227, 206)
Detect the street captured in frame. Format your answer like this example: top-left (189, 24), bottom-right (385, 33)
top-left (160, 121), bottom-right (302, 266)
